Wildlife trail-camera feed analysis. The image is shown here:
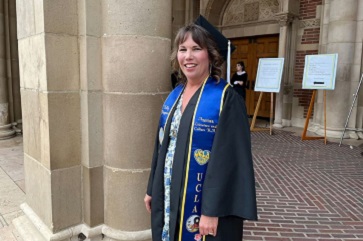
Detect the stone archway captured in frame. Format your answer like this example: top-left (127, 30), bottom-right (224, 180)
top-left (205, 0), bottom-right (229, 25)
top-left (222, 0), bottom-right (280, 26)
top-left (205, 0), bottom-right (284, 25)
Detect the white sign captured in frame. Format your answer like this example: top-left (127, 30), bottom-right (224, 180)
top-left (255, 58), bottom-right (284, 93)
top-left (302, 54), bottom-right (338, 90)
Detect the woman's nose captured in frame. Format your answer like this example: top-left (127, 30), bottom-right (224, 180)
top-left (185, 50), bottom-right (193, 59)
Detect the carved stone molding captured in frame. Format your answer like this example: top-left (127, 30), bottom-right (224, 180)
top-left (223, 0), bottom-right (279, 25)
top-left (259, 0), bottom-right (279, 20)
top-left (299, 18), bottom-right (321, 28)
top-left (274, 12), bottom-right (295, 26)
top-left (244, 2), bottom-right (259, 22)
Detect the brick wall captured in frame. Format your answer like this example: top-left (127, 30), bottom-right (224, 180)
top-left (301, 28), bottom-right (320, 44)
top-left (299, 0), bottom-right (323, 20)
top-left (294, 49), bottom-right (318, 118)
top-left (293, 0), bottom-right (322, 118)
top-left (295, 50), bottom-right (319, 84)
top-left (294, 88), bottom-right (314, 117)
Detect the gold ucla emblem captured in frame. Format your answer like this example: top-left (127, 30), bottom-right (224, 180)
top-left (193, 149), bottom-right (210, 165)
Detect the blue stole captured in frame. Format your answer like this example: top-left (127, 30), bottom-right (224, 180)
top-left (158, 77), bottom-right (229, 241)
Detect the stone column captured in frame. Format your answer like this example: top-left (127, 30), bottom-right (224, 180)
top-left (14, 0), bottom-right (82, 240)
top-left (8, 0), bottom-right (22, 132)
top-left (78, 0), bottom-right (104, 236)
top-left (273, 12), bottom-right (294, 128)
top-left (346, 0), bottom-right (363, 139)
top-left (101, 1), bottom-right (171, 241)
top-left (15, 0), bottom-right (172, 240)
top-left (356, 0), bottom-right (363, 139)
top-left (0, 1), bottom-right (16, 139)
top-left (314, 0), bottom-right (330, 132)
top-left (314, 0), bottom-right (359, 138)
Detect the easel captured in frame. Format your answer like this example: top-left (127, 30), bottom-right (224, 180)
top-left (250, 92), bottom-right (274, 135)
top-left (300, 54), bottom-right (339, 145)
top-left (301, 89), bottom-right (327, 144)
top-left (339, 73), bottom-right (363, 146)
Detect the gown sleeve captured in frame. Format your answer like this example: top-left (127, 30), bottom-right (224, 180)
top-left (201, 88), bottom-right (258, 221)
top-left (146, 127), bottom-right (161, 196)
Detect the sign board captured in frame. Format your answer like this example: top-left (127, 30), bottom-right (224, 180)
top-left (302, 54), bottom-right (338, 90)
top-left (255, 58), bottom-right (284, 93)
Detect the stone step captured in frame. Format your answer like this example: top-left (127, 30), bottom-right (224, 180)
top-left (13, 215), bottom-right (46, 241)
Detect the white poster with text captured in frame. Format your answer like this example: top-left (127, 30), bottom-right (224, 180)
top-left (255, 58), bottom-right (284, 93)
top-left (302, 54), bottom-right (338, 90)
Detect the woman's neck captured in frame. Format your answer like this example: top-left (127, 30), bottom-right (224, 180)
top-left (186, 75), bottom-right (209, 89)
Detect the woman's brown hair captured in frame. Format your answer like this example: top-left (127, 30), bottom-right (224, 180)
top-left (171, 24), bottom-right (224, 84)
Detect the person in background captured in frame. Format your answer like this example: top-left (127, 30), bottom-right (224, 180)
top-left (230, 61), bottom-right (247, 101)
top-left (144, 22), bottom-right (257, 241)
top-left (171, 70), bottom-right (179, 89)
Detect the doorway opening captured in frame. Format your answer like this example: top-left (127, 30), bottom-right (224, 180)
top-left (230, 34), bottom-right (279, 118)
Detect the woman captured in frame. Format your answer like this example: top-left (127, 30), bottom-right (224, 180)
top-left (144, 24), bottom-right (257, 241)
top-left (231, 61), bottom-right (248, 100)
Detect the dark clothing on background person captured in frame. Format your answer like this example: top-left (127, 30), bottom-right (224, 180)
top-left (147, 82), bottom-right (257, 241)
top-left (171, 72), bottom-right (178, 89)
top-left (231, 72), bottom-right (247, 100)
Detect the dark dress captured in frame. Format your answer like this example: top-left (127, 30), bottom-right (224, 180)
top-left (231, 72), bottom-right (248, 100)
top-left (147, 85), bottom-right (257, 241)
top-left (171, 72), bottom-right (179, 89)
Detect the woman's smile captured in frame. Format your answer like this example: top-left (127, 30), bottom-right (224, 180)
top-left (178, 34), bottom-right (209, 83)
top-left (184, 63), bottom-right (197, 68)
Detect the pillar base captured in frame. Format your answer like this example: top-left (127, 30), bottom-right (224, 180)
top-left (314, 126), bottom-right (348, 139)
top-left (102, 226), bottom-right (151, 241)
top-left (282, 119), bottom-right (292, 127)
top-left (0, 123), bottom-right (16, 139)
top-left (13, 203), bottom-right (103, 241)
top-left (273, 123), bottom-right (283, 128)
top-left (13, 203), bottom-right (152, 241)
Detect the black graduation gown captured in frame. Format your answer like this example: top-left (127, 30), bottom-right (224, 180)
top-left (147, 85), bottom-right (257, 241)
top-left (231, 73), bottom-right (247, 100)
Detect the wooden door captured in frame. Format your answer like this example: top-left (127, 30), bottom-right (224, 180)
top-left (231, 35), bottom-right (279, 117)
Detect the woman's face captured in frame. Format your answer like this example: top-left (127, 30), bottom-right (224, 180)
top-left (177, 34), bottom-right (210, 83)
top-left (236, 64), bottom-right (242, 71)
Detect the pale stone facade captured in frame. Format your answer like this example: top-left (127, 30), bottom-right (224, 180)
top-left (5, 0), bottom-right (363, 240)
top-left (314, 0), bottom-right (363, 139)
top-left (13, 0), bottom-right (171, 240)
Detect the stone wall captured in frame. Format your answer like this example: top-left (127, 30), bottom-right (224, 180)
top-left (15, 1), bottom-right (172, 240)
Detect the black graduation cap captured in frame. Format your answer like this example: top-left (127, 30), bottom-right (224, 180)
top-left (195, 15), bottom-right (236, 61)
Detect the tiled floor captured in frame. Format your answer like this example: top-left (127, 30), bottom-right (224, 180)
top-left (0, 136), bottom-right (24, 241)
top-left (245, 129), bottom-right (363, 241)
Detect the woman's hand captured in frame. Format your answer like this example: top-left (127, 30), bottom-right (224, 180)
top-left (144, 194), bottom-right (152, 213)
top-left (199, 215), bottom-right (218, 237)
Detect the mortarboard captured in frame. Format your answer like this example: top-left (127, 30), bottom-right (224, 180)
top-left (195, 15), bottom-right (236, 82)
top-left (195, 15), bottom-right (236, 61)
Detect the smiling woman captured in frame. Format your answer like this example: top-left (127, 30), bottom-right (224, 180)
top-left (145, 22), bottom-right (257, 241)
top-left (177, 35), bottom-right (209, 84)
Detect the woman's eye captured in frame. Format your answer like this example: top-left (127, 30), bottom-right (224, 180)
top-left (179, 48), bottom-right (186, 52)
top-left (193, 47), bottom-right (202, 51)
